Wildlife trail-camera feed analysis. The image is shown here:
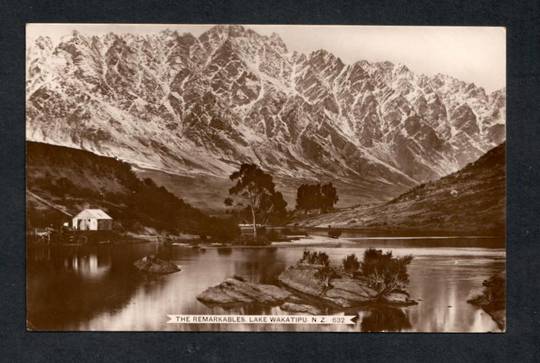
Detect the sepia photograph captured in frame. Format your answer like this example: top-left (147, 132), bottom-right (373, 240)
top-left (25, 23), bottom-right (506, 332)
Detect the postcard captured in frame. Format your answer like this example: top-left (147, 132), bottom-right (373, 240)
top-left (26, 24), bottom-right (505, 332)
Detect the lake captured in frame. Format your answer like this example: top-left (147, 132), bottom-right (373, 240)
top-left (27, 235), bottom-right (505, 332)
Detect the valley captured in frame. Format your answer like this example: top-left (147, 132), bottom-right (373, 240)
top-left (295, 143), bottom-right (505, 236)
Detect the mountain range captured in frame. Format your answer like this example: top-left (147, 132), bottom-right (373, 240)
top-left (295, 142), bottom-right (505, 236)
top-left (26, 25), bottom-right (506, 204)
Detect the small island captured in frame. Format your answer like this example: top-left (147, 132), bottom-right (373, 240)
top-left (133, 255), bottom-right (181, 274)
top-left (197, 248), bottom-right (416, 314)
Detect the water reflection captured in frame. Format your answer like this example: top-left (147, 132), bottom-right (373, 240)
top-left (27, 238), bottom-right (505, 332)
top-left (217, 247), bottom-right (233, 256)
top-left (360, 307), bottom-right (412, 332)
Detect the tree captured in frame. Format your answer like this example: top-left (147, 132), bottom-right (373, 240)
top-left (321, 182), bottom-right (339, 212)
top-left (296, 182), bottom-right (338, 213)
top-left (296, 183), bottom-right (321, 213)
top-left (223, 197), bottom-right (234, 207)
top-left (296, 184), bottom-right (308, 212)
top-left (360, 248), bottom-right (413, 298)
top-left (342, 254), bottom-right (360, 274)
top-left (262, 191), bottom-right (288, 225)
top-left (228, 164), bottom-right (284, 239)
top-left (299, 250), bottom-right (336, 288)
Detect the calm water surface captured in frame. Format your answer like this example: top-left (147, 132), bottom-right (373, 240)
top-left (27, 236), bottom-right (505, 332)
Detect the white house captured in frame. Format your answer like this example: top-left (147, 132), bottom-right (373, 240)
top-left (72, 209), bottom-right (113, 231)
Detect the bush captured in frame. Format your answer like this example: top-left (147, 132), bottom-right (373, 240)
top-left (299, 250), bottom-right (338, 284)
top-left (315, 263), bottom-right (338, 283)
top-left (300, 250), bottom-right (330, 266)
top-left (360, 248), bottom-right (413, 296)
top-left (342, 254), bottom-right (360, 273)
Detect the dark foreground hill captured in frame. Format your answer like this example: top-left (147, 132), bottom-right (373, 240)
top-left (296, 143), bottom-right (505, 236)
top-left (26, 141), bottom-right (234, 236)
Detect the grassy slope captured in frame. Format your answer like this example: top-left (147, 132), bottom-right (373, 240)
top-left (295, 143), bottom-right (505, 236)
top-left (136, 169), bottom-right (390, 215)
top-left (26, 141), bottom-right (208, 233)
top-left (134, 169), bottom-right (233, 213)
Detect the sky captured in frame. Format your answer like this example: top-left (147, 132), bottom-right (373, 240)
top-left (27, 24), bottom-right (506, 92)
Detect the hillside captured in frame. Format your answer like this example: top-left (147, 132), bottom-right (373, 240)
top-left (136, 168), bottom-right (377, 213)
top-left (26, 25), bottom-right (505, 204)
top-left (26, 141), bottom-right (219, 235)
top-left (295, 143), bottom-right (505, 236)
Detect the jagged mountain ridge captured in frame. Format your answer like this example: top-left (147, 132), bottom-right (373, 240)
top-left (26, 25), bottom-right (506, 203)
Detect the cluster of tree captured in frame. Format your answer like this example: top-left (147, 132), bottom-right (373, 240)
top-left (122, 177), bottom-right (205, 233)
top-left (300, 250), bottom-right (330, 266)
top-left (34, 174), bottom-right (98, 201)
top-left (296, 248), bottom-right (414, 297)
top-left (296, 183), bottom-right (338, 213)
top-left (225, 163), bottom-right (288, 239)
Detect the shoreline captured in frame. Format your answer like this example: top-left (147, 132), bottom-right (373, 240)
top-left (29, 233), bottom-right (506, 249)
top-left (302, 226), bottom-right (504, 238)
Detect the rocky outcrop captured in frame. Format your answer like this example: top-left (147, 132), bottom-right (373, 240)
top-left (197, 263), bottom-right (416, 313)
top-left (278, 264), bottom-right (415, 308)
top-left (197, 276), bottom-right (291, 305)
top-left (280, 302), bottom-right (322, 315)
top-left (197, 276), bottom-right (329, 315)
top-left (133, 255), bottom-right (180, 274)
top-left (468, 270), bottom-right (506, 330)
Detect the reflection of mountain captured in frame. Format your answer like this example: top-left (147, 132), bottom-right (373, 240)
top-left (405, 257), bottom-right (504, 332)
top-left (28, 242), bottom-right (504, 331)
top-left (232, 248), bottom-right (284, 284)
top-left (26, 25), bottom-right (505, 204)
top-left (297, 142), bottom-right (505, 236)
